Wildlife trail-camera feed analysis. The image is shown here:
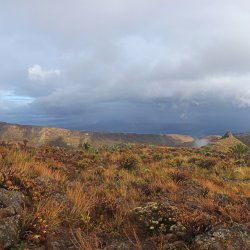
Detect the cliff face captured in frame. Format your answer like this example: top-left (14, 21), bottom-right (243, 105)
top-left (0, 122), bottom-right (194, 148)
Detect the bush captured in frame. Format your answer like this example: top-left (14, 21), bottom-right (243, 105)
top-left (170, 171), bottom-right (189, 183)
top-left (178, 210), bottom-right (213, 236)
top-left (0, 153), bottom-right (20, 190)
top-left (118, 152), bottom-right (141, 170)
top-left (197, 157), bottom-right (218, 170)
top-left (230, 144), bottom-right (248, 159)
top-left (132, 202), bottom-right (179, 235)
top-left (152, 153), bottom-right (164, 161)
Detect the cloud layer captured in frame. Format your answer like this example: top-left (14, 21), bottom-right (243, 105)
top-left (28, 65), bottom-right (61, 81)
top-left (0, 0), bottom-right (250, 134)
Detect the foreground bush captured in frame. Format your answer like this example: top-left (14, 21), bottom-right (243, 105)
top-left (230, 143), bottom-right (248, 159)
top-left (118, 152), bottom-right (142, 170)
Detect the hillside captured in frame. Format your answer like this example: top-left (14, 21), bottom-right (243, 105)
top-left (0, 142), bottom-right (249, 249)
top-left (205, 131), bottom-right (247, 152)
top-left (236, 132), bottom-right (250, 146)
top-left (0, 121), bottom-right (194, 148)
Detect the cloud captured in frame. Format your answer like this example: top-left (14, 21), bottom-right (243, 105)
top-left (194, 138), bottom-right (211, 148)
top-left (0, 1), bottom-right (250, 133)
top-left (28, 64), bottom-right (61, 81)
top-left (235, 90), bottom-right (250, 108)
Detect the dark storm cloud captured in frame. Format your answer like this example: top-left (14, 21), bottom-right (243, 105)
top-left (0, 0), bottom-right (250, 134)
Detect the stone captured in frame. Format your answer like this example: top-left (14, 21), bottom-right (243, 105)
top-left (168, 240), bottom-right (186, 249)
top-left (0, 207), bottom-right (15, 218)
top-left (23, 244), bottom-right (46, 250)
top-left (165, 233), bottom-right (178, 243)
top-left (0, 188), bottom-right (25, 248)
top-left (108, 241), bottom-right (133, 250)
top-left (46, 229), bottom-right (78, 250)
top-left (176, 231), bottom-right (192, 243)
top-left (0, 216), bottom-right (20, 248)
top-left (192, 223), bottom-right (250, 250)
top-left (0, 188), bottom-right (25, 214)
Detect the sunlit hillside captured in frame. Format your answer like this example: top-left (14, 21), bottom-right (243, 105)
top-left (205, 131), bottom-right (247, 153)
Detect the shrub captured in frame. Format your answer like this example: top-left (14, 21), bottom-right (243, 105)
top-left (118, 152), bottom-right (141, 170)
top-left (178, 210), bottom-right (213, 236)
top-left (187, 156), bottom-right (200, 164)
top-left (152, 153), bottom-right (164, 161)
top-left (0, 153), bottom-right (20, 190)
top-left (170, 171), bottom-right (189, 183)
top-left (132, 202), bottom-right (179, 235)
top-left (23, 139), bottom-right (29, 147)
top-left (83, 142), bottom-right (91, 150)
top-left (197, 157), bottom-right (218, 170)
top-left (230, 143), bottom-right (248, 159)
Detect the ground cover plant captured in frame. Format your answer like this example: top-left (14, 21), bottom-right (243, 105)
top-left (0, 142), bottom-right (249, 249)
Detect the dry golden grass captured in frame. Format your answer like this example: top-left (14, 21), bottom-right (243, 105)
top-left (0, 142), bottom-right (249, 248)
top-left (71, 228), bottom-right (101, 250)
top-left (207, 135), bottom-right (247, 153)
top-left (66, 182), bottom-right (98, 222)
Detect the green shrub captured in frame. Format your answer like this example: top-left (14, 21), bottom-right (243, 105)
top-left (230, 143), bottom-right (248, 159)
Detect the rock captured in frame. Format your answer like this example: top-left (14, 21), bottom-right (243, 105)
top-left (168, 240), bottom-right (186, 249)
top-left (108, 241), bottom-right (133, 250)
top-left (0, 188), bottom-right (25, 213)
top-left (34, 176), bottom-right (54, 186)
top-left (165, 233), bottom-right (178, 243)
top-left (192, 223), bottom-right (250, 250)
top-left (176, 231), bottom-right (192, 243)
top-left (0, 189), bottom-right (25, 248)
top-left (0, 216), bottom-right (20, 248)
top-left (23, 244), bottom-right (46, 250)
top-left (222, 131), bottom-right (233, 138)
top-left (0, 207), bottom-right (15, 218)
top-left (46, 230), bottom-right (77, 250)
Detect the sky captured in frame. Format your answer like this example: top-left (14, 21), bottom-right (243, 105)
top-left (0, 0), bottom-right (250, 135)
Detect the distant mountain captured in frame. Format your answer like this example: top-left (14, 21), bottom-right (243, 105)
top-left (204, 131), bottom-right (247, 152)
top-left (235, 132), bottom-right (250, 146)
top-left (0, 121), bottom-right (194, 148)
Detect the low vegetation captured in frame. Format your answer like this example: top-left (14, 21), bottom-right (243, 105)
top-left (0, 142), bottom-right (249, 249)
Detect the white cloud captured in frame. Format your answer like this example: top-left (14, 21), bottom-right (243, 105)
top-left (235, 90), bottom-right (250, 107)
top-left (28, 64), bottom-right (61, 81)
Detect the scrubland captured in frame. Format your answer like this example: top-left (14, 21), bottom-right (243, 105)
top-left (0, 142), bottom-right (249, 249)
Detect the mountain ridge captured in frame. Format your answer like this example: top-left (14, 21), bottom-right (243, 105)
top-left (0, 121), bottom-right (249, 148)
top-left (204, 131), bottom-right (248, 152)
top-left (0, 121), bottom-right (195, 148)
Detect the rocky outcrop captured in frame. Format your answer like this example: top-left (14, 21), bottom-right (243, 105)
top-left (0, 188), bottom-right (25, 248)
top-left (192, 223), bottom-right (250, 250)
top-left (0, 216), bottom-right (20, 249)
top-left (0, 188), bottom-right (25, 214)
top-left (222, 131), bottom-right (234, 139)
